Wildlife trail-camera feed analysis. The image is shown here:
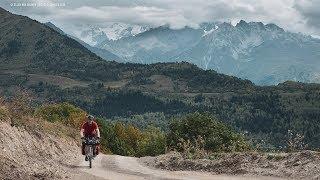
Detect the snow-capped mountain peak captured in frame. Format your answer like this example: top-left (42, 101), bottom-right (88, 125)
top-left (78, 25), bottom-right (108, 46)
top-left (74, 23), bottom-right (150, 46)
top-left (101, 23), bottom-right (150, 41)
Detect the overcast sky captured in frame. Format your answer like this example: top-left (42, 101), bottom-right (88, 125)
top-left (1, 0), bottom-right (319, 38)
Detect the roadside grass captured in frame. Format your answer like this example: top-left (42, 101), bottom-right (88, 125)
top-left (266, 153), bottom-right (286, 161)
top-left (34, 102), bottom-right (86, 129)
top-left (0, 97), bottom-right (9, 121)
top-left (0, 106), bottom-right (9, 121)
top-left (0, 96), bottom-right (83, 140)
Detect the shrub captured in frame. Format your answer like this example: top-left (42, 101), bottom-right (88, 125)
top-left (168, 112), bottom-right (251, 153)
top-left (286, 129), bottom-right (308, 152)
top-left (35, 102), bottom-right (86, 128)
top-left (6, 91), bottom-right (33, 118)
top-left (96, 119), bottom-right (166, 157)
top-left (137, 126), bottom-right (167, 157)
top-left (0, 106), bottom-right (9, 121)
top-left (112, 123), bottom-right (139, 156)
top-left (176, 136), bottom-right (207, 159)
top-left (95, 118), bottom-right (114, 154)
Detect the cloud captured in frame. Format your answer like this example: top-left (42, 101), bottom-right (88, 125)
top-left (53, 6), bottom-right (194, 28)
top-left (1, 0), bottom-right (319, 36)
top-left (294, 0), bottom-right (320, 33)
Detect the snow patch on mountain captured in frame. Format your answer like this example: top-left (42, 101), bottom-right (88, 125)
top-left (202, 25), bottom-right (218, 37)
top-left (101, 23), bottom-right (150, 41)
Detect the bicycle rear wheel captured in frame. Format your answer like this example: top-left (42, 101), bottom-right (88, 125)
top-left (89, 146), bottom-right (93, 168)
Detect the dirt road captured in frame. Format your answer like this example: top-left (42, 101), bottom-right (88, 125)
top-left (72, 154), bottom-right (284, 180)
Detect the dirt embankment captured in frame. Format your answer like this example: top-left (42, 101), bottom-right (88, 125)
top-left (0, 121), bottom-right (81, 180)
top-left (142, 151), bottom-right (320, 179)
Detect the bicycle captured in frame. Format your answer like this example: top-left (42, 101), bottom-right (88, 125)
top-left (83, 137), bottom-right (99, 168)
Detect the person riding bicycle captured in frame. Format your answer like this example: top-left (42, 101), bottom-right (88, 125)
top-left (80, 114), bottom-right (100, 161)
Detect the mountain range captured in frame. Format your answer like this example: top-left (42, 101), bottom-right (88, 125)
top-left (79, 21), bottom-right (320, 85)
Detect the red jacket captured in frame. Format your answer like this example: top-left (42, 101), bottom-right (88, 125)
top-left (81, 121), bottom-right (99, 137)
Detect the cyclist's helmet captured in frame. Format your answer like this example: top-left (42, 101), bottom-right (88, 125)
top-left (87, 114), bottom-right (95, 120)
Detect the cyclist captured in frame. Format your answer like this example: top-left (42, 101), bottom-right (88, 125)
top-left (80, 115), bottom-right (100, 161)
